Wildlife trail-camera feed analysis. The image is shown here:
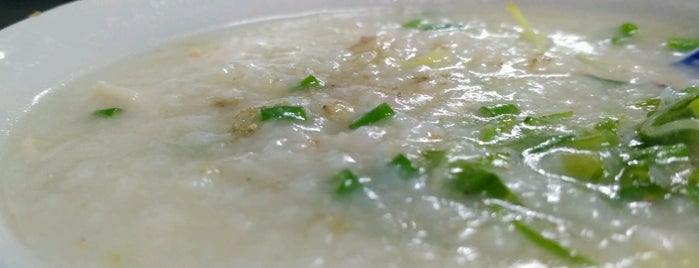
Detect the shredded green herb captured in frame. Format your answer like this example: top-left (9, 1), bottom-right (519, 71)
top-left (594, 117), bottom-right (619, 133)
top-left (401, 19), bottom-right (464, 31)
top-left (348, 102), bottom-right (396, 129)
top-left (422, 150), bottom-right (447, 170)
top-left (686, 184), bottom-right (699, 206)
top-left (448, 160), bottom-right (520, 204)
top-left (526, 134), bottom-right (575, 154)
top-left (560, 153), bottom-right (605, 183)
top-left (92, 108), bottom-right (123, 118)
top-left (616, 162), bottom-right (669, 202)
top-left (630, 97), bottom-right (661, 112)
top-left (481, 114), bottom-right (518, 141)
top-left (333, 169), bottom-right (362, 195)
top-left (389, 154), bottom-right (420, 176)
top-left (619, 22), bottom-right (639, 37)
top-left (638, 87), bottom-right (699, 147)
top-left (292, 75), bottom-right (324, 91)
top-left (479, 104), bottom-right (521, 117)
top-left (564, 132), bottom-right (618, 150)
top-left (667, 37), bottom-right (699, 52)
top-left (478, 152), bottom-right (511, 168)
top-left (523, 111), bottom-right (574, 126)
top-left (260, 106), bottom-right (307, 121)
top-left (611, 22), bottom-right (638, 45)
top-left (512, 220), bottom-right (595, 265)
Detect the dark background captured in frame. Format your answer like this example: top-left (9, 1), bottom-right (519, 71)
top-left (1, 0), bottom-right (77, 29)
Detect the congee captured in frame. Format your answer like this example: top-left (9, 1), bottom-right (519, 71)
top-left (1, 3), bottom-right (699, 267)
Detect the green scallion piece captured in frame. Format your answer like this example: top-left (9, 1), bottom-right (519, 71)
top-left (617, 182), bottom-right (668, 202)
top-left (595, 117), bottom-right (620, 133)
top-left (628, 143), bottom-right (690, 165)
top-left (389, 154), bottom-right (420, 176)
top-left (686, 171), bottom-right (699, 206)
top-left (564, 132), bottom-right (618, 150)
top-left (348, 102), bottom-right (395, 129)
top-left (559, 153), bottom-right (604, 183)
top-left (92, 107), bottom-right (123, 118)
top-left (638, 87), bottom-right (699, 147)
top-left (448, 161), bottom-right (520, 204)
top-left (333, 169), bottom-right (362, 195)
top-left (523, 111), bottom-right (574, 125)
top-left (611, 22), bottom-right (638, 45)
top-left (619, 22), bottom-right (639, 37)
top-left (479, 104), bottom-right (521, 117)
top-left (512, 220), bottom-right (595, 265)
top-left (260, 106), bottom-right (307, 121)
top-left (481, 114), bottom-right (518, 141)
top-left (481, 125), bottom-right (499, 142)
top-left (630, 97), bottom-right (661, 112)
top-left (688, 98), bottom-right (699, 117)
top-left (292, 75), bottom-right (324, 91)
top-left (402, 19), bottom-right (425, 29)
top-left (667, 37), bottom-right (699, 52)
top-left (686, 184), bottom-right (699, 206)
top-left (526, 134), bottom-right (575, 154)
top-left (422, 150), bottom-right (447, 170)
top-left (401, 19), bottom-right (464, 31)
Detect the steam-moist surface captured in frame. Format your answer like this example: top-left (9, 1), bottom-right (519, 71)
top-left (2, 6), bottom-right (699, 267)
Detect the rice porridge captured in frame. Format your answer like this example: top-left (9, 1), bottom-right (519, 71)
top-left (1, 4), bottom-right (699, 267)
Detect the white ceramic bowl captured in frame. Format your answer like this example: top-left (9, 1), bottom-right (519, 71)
top-left (1, 0), bottom-right (697, 266)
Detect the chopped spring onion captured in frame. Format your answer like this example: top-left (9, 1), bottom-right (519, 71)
top-left (559, 153), bottom-right (604, 183)
top-left (638, 87), bottom-right (699, 146)
top-left (448, 161), bottom-right (520, 204)
top-left (479, 104), bottom-right (521, 117)
top-left (260, 106), bottom-right (307, 121)
top-left (389, 154), bottom-right (420, 176)
top-left (628, 143), bottom-right (690, 166)
top-left (505, 2), bottom-right (546, 48)
top-left (479, 152), bottom-right (511, 168)
top-left (564, 131), bottom-right (618, 150)
top-left (348, 102), bottom-right (395, 129)
top-left (619, 22), bottom-right (639, 36)
top-left (686, 184), bottom-right (699, 206)
top-left (617, 181), bottom-right (668, 202)
top-left (402, 19), bottom-right (424, 29)
top-left (292, 75), bottom-right (324, 91)
top-left (615, 159), bottom-right (672, 202)
top-left (667, 37), bottom-right (699, 52)
top-left (523, 111), bottom-right (574, 125)
top-left (630, 97), bottom-right (661, 112)
top-left (401, 19), bottom-right (465, 31)
top-left (481, 114), bottom-right (519, 142)
top-left (688, 98), bottom-right (699, 117)
top-left (611, 22), bottom-right (638, 45)
top-left (333, 169), bottom-right (362, 195)
top-left (512, 220), bottom-right (595, 265)
top-left (92, 107), bottom-right (123, 118)
top-left (594, 116), bottom-right (620, 133)
top-left (554, 117), bottom-right (619, 150)
top-left (526, 134), bottom-right (575, 154)
top-left (422, 150), bottom-right (447, 169)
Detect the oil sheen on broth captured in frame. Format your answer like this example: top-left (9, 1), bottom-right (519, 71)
top-left (1, 4), bottom-right (699, 268)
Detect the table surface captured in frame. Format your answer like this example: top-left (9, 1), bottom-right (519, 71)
top-left (1, 0), bottom-right (77, 29)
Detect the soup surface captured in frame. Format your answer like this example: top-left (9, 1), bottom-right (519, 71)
top-left (2, 4), bottom-right (699, 267)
